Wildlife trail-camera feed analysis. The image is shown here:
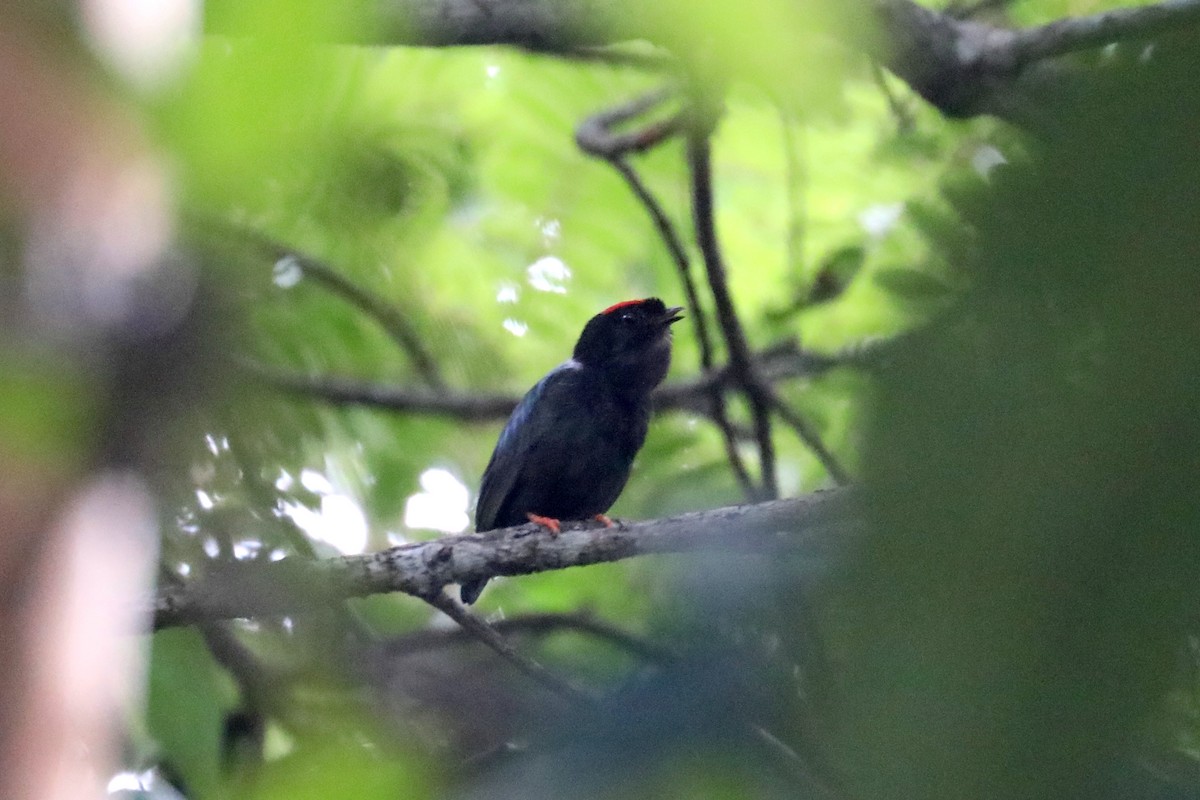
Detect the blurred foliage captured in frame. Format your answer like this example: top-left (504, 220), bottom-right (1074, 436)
top-left (1, 0), bottom-right (1175, 797)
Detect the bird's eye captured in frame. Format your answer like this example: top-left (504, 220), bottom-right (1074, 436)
top-left (620, 313), bottom-right (635, 324)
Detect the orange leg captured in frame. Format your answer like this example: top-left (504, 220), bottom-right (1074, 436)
top-left (593, 514), bottom-right (615, 528)
top-left (526, 513), bottom-right (561, 536)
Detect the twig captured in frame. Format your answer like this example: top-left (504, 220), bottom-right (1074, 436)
top-left (223, 224), bottom-right (447, 391)
top-left (574, 87), bottom-right (683, 158)
top-left (870, 61), bottom-right (915, 134)
top-left (686, 115), bottom-right (779, 499)
top-left (240, 340), bottom-right (849, 422)
top-left (752, 725), bottom-right (845, 799)
top-left (603, 159), bottom-right (710, 354)
top-left (152, 489), bottom-right (859, 628)
top-left (592, 147), bottom-right (757, 496)
top-left (575, 96), bottom-right (714, 364)
top-left (382, 609), bottom-right (675, 663)
top-left (241, 360), bottom-right (517, 420)
top-left (388, 607), bottom-right (841, 794)
top-left (423, 590), bottom-right (595, 704)
top-left (766, 389), bottom-right (852, 486)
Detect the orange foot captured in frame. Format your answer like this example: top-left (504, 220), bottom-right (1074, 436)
top-left (526, 513), bottom-right (562, 537)
top-left (593, 514), bottom-right (615, 528)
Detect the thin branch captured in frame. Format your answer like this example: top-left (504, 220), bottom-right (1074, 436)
top-left (605, 158), bottom-right (713, 356)
top-left (239, 339), bottom-right (850, 421)
top-left (388, 607), bottom-right (841, 794)
top-left (574, 91), bottom-right (715, 366)
top-left (200, 623), bottom-right (284, 716)
top-left (422, 590), bottom-right (595, 704)
top-left (241, 360), bottom-right (517, 420)
top-left (393, 607), bottom-right (842, 795)
top-left (382, 609), bottom-right (675, 662)
top-left (766, 389), bottom-right (852, 486)
top-left (751, 725), bottom-right (842, 799)
top-left (152, 488), bottom-right (859, 628)
top-left (609, 155), bottom-right (757, 498)
top-left (574, 87), bottom-right (684, 158)
top-left (575, 91), bottom-right (757, 497)
top-left (686, 116), bottom-right (779, 499)
top-left (870, 61), bottom-right (915, 134)
top-left (227, 225), bottom-right (447, 391)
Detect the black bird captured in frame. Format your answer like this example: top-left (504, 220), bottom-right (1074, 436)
top-left (460, 298), bottom-right (684, 604)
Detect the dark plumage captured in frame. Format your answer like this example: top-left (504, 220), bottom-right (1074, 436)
top-left (460, 298), bottom-right (684, 604)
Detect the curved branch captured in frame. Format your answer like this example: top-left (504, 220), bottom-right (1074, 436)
top-left (152, 488), bottom-right (859, 629)
top-left (575, 90), bottom-right (757, 496)
top-left (687, 121), bottom-right (779, 498)
top-left (221, 224), bottom-right (447, 391)
top-left (574, 87), bottom-right (683, 158)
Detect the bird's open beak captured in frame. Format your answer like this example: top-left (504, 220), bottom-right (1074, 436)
top-left (661, 306), bottom-right (685, 325)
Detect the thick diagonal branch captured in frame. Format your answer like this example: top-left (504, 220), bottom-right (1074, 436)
top-left (152, 489), bottom-right (858, 629)
top-left (209, 0), bottom-right (1200, 123)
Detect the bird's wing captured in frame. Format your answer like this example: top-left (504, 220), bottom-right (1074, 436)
top-left (474, 363), bottom-right (581, 531)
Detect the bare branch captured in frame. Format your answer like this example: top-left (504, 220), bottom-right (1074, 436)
top-left (1009, 0), bottom-right (1200, 65)
top-left (208, 0), bottom-right (1200, 123)
top-left (228, 226), bottom-right (447, 391)
top-left (574, 87), bottom-right (683, 158)
top-left (239, 339), bottom-right (849, 421)
top-left (766, 389), bottom-right (852, 486)
top-left (241, 360), bottom-right (518, 420)
top-left (381, 609), bottom-right (675, 662)
top-left (576, 91), bottom-right (757, 496)
top-left (870, 61), bottom-right (915, 134)
top-left (687, 118), bottom-right (779, 499)
top-left (152, 488), bottom-right (858, 628)
top-left (422, 591), bottom-right (595, 703)
top-left (868, 0), bottom-right (1200, 120)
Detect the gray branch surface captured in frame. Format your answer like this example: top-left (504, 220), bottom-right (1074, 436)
top-left (209, 0), bottom-right (1200, 121)
top-left (153, 488), bottom-right (859, 629)
top-left (868, 0), bottom-right (1200, 119)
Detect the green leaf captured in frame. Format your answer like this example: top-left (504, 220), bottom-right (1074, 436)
top-left (808, 245), bottom-right (866, 306)
top-left (146, 629), bottom-right (232, 799)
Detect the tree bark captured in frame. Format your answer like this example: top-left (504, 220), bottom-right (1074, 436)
top-left (153, 488), bottom-right (860, 628)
